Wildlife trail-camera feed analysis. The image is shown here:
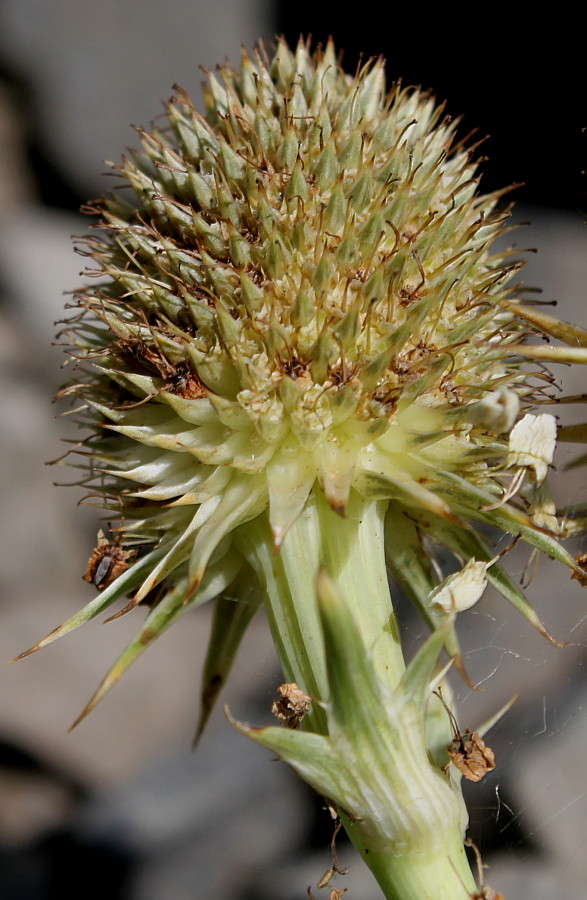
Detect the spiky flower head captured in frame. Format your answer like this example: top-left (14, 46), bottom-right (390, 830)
top-left (27, 38), bottom-right (587, 719)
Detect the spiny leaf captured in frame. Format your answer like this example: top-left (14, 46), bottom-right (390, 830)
top-left (194, 567), bottom-right (262, 745)
top-left (11, 546), bottom-right (167, 660)
top-left (69, 551), bottom-right (243, 730)
top-left (513, 345), bottom-right (587, 364)
top-left (398, 620), bottom-right (451, 707)
top-left (502, 302), bottom-right (587, 347)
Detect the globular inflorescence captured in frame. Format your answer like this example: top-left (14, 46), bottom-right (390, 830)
top-left (24, 38), bottom-right (586, 721)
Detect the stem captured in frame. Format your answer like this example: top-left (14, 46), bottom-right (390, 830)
top-left (348, 832), bottom-right (476, 900)
top-left (234, 487), bottom-right (476, 899)
top-left (236, 488), bottom-right (403, 726)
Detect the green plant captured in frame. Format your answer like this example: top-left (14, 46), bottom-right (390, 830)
top-left (17, 38), bottom-right (587, 899)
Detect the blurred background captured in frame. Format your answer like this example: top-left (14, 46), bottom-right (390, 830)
top-left (0, 2), bottom-right (585, 898)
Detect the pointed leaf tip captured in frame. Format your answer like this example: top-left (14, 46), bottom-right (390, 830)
top-left (194, 585), bottom-right (261, 745)
top-left (8, 623), bottom-right (68, 662)
top-left (400, 619), bottom-right (453, 706)
top-left (68, 700), bottom-right (95, 733)
top-left (315, 567), bottom-right (387, 730)
top-left (103, 594), bottom-right (142, 622)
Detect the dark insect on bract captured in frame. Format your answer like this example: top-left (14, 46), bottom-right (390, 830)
top-left (83, 529), bottom-right (137, 591)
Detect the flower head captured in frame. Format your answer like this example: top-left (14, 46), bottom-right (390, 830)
top-left (21, 38), bottom-right (587, 721)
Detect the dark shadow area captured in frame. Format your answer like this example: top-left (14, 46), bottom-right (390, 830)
top-left (277, 5), bottom-right (585, 211)
top-left (0, 739), bottom-right (134, 900)
top-left (0, 62), bottom-right (83, 212)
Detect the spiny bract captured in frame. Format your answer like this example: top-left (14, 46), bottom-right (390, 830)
top-left (26, 38), bottom-right (586, 721)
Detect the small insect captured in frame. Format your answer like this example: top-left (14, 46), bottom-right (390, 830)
top-left (117, 337), bottom-right (205, 399)
top-left (165, 361), bottom-right (207, 399)
top-left (271, 682), bottom-right (312, 729)
top-left (353, 266), bottom-right (369, 282)
top-left (83, 529), bottom-right (137, 591)
top-left (436, 691), bottom-right (496, 782)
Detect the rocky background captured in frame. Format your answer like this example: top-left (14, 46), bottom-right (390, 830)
top-left (0, 3), bottom-right (585, 898)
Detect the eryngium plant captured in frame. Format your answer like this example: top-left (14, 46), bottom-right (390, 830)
top-left (19, 38), bottom-right (587, 899)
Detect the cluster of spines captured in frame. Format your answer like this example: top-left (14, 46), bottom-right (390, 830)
top-left (17, 38), bottom-right (587, 732)
top-left (70, 39), bottom-right (527, 458)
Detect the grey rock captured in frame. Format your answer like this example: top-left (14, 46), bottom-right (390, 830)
top-left (0, 0), bottom-right (274, 196)
top-left (73, 721), bottom-right (311, 900)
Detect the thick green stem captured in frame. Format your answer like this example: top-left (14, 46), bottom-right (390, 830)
top-left (236, 488), bottom-right (403, 716)
top-left (234, 487), bottom-right (476, 899)
top-left (348, 831), bottom-right (476, 900)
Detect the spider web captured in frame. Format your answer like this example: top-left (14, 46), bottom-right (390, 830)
top-left (441, 207), bottom-right (587, 900)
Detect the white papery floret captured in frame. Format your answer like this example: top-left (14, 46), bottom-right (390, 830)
top-left (466, 387), bottom-right (520, 434)
top-left (507, 413), bottom-right (557, 484)
top-left (429, 558), bottom-right (490, 613)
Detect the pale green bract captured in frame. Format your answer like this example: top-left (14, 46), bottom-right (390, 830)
top-left (21, 37), bottom-right (586, 732)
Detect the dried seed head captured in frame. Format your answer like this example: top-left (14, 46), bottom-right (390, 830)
top-left (447, 729), bottom-right (496, 783)
top-left (272, 682), bottom-right (312, 729)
